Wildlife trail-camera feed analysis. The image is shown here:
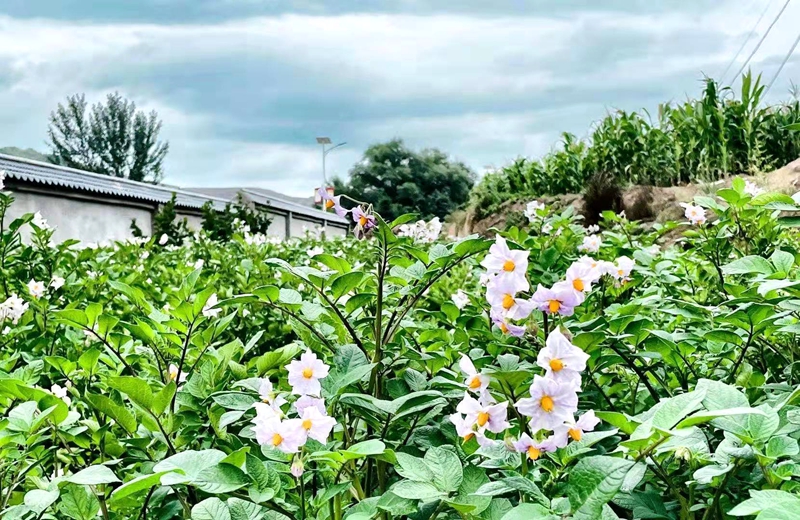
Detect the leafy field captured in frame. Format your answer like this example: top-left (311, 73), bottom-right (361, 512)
top-left (2, 180), bottom-right (800, 520)
top-left (470, 74), bottom-right (800, 220)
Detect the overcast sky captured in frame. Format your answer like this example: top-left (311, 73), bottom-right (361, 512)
top-left (1, 0), bottom-right (800, 196)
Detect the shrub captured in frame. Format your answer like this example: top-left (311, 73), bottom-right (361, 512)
top-left (582, 171), bottom-right (623, 225)
top-left (1, 179), bottom-right (800, 519)
top-left (201, 194), bottom-right (273, 242)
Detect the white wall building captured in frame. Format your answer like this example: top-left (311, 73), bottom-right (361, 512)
top-left (0, 153), bottom-right (349, 243)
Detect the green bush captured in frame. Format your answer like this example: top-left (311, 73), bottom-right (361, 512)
top-left (470, 73), bottom-right (800, 219)
top-left (1, 179), bottom-right (800, 519)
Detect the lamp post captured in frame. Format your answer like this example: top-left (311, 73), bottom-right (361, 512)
top-left (316, 137), bottom-right (346, 187)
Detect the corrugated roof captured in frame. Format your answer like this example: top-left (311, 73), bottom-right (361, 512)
top-left (0, 153), bottom-right (229, 210)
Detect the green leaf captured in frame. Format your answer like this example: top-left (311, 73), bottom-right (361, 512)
top-left (651, 390), bottom-right (706, 430)
top-left (109, 472), bottom-right (172, 503)
top-left (108, 376), bottom-right (154, 410)
top-left (85, 394), bottom-right (137, 434)
top-left (729, 490), bottom-right (800, 516)
top-left (278, 288), bottom-right (302, 305)
top-left (342, 440), bottom-right (386, 460)
top-left (675, 408), bottom-right (764, 429)
top-left (65, 465), bottom-right (120, 485)
top-left (245, 454), bottom-right (277, 503)
top-left (154, 449), bottom-right (227, 482)
top-left (391, 481), bottom-right (447, 501)
top-left (568, 456), bottom-right (634, 520)
top-left (227, 498), bottom-right (267, 520)
top-left (501, 504), bottom-right (556, 520)
top-left (23, 489), bottom-right (59, 515)
top-left (424, 447), bottom-right (463, 493)
top-left (766, 436), bottom-right (799, 459)
top-left (770, 250), bottom-right (795, 273)
top-left (58, 484), bottom-right (100, 520)
top-left (191, 498), bottom-right (231, 520)
top-left (193, 464), bottom-right (248, 494)
top-left (722, 256), bottom-right (775, 276)
top-left (152, 381), bottom-right (176, 416)
top-left (395, 453), bottom-right (435, 482)
top-left (331, 271), bottom-right (366, 299)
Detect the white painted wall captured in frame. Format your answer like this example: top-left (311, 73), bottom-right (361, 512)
top-left (176, 213), bottom-right (203, 231)
top-left (266, 213), bottom-right (286, 237)
top-left (6, 191), bottom-right (153, 244)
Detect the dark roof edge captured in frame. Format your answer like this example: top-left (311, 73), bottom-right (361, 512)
top-left (240, 188), bottom-right (349, 225)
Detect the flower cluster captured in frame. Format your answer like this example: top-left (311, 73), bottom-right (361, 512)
top-left (252, 351), bottom-right (336, 469)
top-left (523, 201), bottom-right (546, 222)
top-left (397, 217), bottom-right (442, 243)
top-left (513, 329), bottom-right (599, 459)
top-left (449, 331), bottom-right (599, 458)
top-left (679, 202), bottom-right (707, 226)
top-left (318, 188), bottom-right (376, 239)
top-left (481, 236), bottom-right (531, 337)
top-left (0, 294), bottom-right (28, 325)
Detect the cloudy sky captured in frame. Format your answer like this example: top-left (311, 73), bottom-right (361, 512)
top-left (2, 1), bottom-right (800, 196)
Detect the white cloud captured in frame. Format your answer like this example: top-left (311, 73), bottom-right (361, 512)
top-left (0, 0), bottom-right (799, 196)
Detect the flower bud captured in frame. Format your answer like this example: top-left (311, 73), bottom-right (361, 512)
top-left (291, 459), bottom-right (304, 478)
top-left (675, 447), bottom-right (691, 461)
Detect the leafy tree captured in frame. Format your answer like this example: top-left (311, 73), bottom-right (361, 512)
top-left (201, 195), bottom-right (273, 241)
top-left (47, 92), bottom-right (169, 183)
top-left (131, 193), bottom-right (190, 244)
top-left (333, 139), bottom-right (476, 221)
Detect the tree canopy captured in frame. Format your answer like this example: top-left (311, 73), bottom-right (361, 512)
top-left (47, 92), bottom-right (169, 183)
top-left (333, 139), bottom-right (476, 222)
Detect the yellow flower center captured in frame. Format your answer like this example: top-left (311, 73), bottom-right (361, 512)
top-left (569, 428), bottom-right (582, 441)
top-left (502, 294), bottom-right (515, 310)
top-left (325, 200), bottom-right (335, 209)
top-left (463, 432), bottom-right (474, 442)
top-left (549, 359), bottom-right (564, 372)
top-left (302, 419), bottom-right (313, 430)
top-left (572, 279), bottom-right (584, 292)
top-left (527, 446), bottom-right (541, 461)
top-left (502, 260), bottom-right (515, 272)
top-left (302, 368), bottom-right (314, 379)
top-left (359, 215), bottom-right (368, 226)
top-left (548, 300), bottom-right (560, 313)
top-left (617, 269), bottom-right (624, 276)
top-left (271, 433), bottom-right (283, 446)
top-left (468, 376), bottom-right (482, 390)
top-left (499, 322), bottom-right (509, 334)
top-left (477, 411), bottom-right (490, 427)
top-left (169, 372), bottom-right (177, 381)
top-left (540, 395), bottom-right (555, 413)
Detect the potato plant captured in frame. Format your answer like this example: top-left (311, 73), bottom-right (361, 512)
top-left (1, 179), bottom-right (800, 520)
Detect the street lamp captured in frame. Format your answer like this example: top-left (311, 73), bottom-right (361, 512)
top-left (316, 137), bottom-right (346, 186)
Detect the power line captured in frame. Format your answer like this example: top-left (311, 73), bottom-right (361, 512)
top-left (729, 0), bottom-right (792, 86)
top-left (720, 0), bottom-right (774, 84)
top-left (763, 29), bottom-right (800, 96)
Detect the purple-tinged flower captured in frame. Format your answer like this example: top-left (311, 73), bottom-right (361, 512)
top-left (490, 309), bottom-right (526, 337)
top-left (516, 375), bottom-right (578, 432)
top-left (536, 329), bottom-right (589, 388)
top-left (486, 277), bottom-right (534, 320)
top-left (531, 283), bottom-right (581, 316)
top-left (456, 391), bottom-right (510, 434)
top-left (352, 207), bottom-right (377, 239)
top-left (318, 187), bottom-right (349, 218)
top-left (480, 236), bottom-right (529, 292)
top-left (554, 410), bottom-right (601, 443)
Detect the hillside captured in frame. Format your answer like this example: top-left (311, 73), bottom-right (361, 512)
top-left (0, 146), bottom-right (50, 162)
top-left (454, 158), bottom-right (800, 236)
